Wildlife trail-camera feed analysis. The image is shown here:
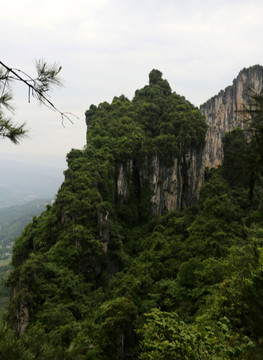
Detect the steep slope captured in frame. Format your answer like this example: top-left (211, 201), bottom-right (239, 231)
top-left (4, 67), bottom-right (263, 359)
top-left (6, 70), bottom-right (207, 334)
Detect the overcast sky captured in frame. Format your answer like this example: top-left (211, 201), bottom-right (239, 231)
top-left (0, 0), bottom-right (263, 166)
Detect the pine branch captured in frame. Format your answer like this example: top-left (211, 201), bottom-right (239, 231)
top-left (0, 60), bottom-right (77, 124)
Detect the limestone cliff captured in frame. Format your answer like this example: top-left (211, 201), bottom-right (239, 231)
top-left (200, 65), bottom-right (263, 169)
top-left (138, 151), bottom-right (204, 214)
top-left (10, 66), bottom-right (263, 339)
top-left (116, 150), bottom-right (204, 215)
top-left (116, 65), bottom-right (263, 215)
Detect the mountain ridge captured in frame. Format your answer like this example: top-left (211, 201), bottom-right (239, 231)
top-left (2, 65), bottom-right (263, 359)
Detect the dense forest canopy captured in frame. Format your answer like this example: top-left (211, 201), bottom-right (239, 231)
top-left (1, 70), bottom-right (263, 359)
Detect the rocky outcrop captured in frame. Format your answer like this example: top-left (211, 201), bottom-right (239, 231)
top-left (116, 150), bottom-right (204, 215)
top-left (14, 296), bottom-right (29, 335)
top-left (116, 65), bottom-right (263, 215)
top-left (138, 151), bottom-right (204, 214)
top-left (17, 303), bottom-right (29, 335)
top-left (98, 210), bottom-right (110, 253)
top-left (117, 161), bottom-right (133, 204)
top-left (200, 65), bottom-right (263, 168)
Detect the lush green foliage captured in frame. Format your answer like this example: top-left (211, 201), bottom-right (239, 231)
top-left (0, 199), bottom-right (51, 318)
top-left (138, 308), bottom-right (254, 359)
top-left (0, 262), bottom-right (11, 319)
top-left (2, 71), bottom-right (263, 359)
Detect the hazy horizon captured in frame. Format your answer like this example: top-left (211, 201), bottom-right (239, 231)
top-left (0, 153), bottom-right (65, 207)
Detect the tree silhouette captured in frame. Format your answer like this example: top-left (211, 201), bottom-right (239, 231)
top-left (0, 60), bottom-right (75, 144)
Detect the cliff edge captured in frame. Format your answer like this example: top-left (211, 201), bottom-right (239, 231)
top-left (200, 65), bottom-right (263, 169)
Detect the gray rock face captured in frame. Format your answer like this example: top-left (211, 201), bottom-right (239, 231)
top-left (12, 288), bottom-right (29, 335)
top-left (138, 151), bottom-right (203, 214)
top-left (116, 150), bottom-right (204, 215)
top-left (117, 160), bottom-right (133, 204)
top-left (116, 65), bottom-right (263, 215)
top-left (98, 210), bottom-right (110, 253)
top-left (200, 65), bottom-right (263, 169)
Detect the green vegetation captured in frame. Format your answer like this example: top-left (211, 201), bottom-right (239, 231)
top-left (1, 70), bottom-right (263, 359)
top-left (0, 262), bottom-right (11, 320)
top-left (0, 199), bottom-right (51, 318)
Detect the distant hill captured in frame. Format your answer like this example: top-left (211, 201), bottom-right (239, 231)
top-left (0, 198), bottom-right (51, 259)
top-left (0, 153), bottom-right (65, 207)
